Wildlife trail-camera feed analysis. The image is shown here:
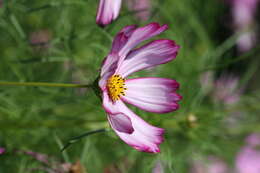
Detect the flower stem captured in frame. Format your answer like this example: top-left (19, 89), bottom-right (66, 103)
top-left (61, 128), bottom-right (109, 152)
top-left (0, 81), bottom-right (92, 88)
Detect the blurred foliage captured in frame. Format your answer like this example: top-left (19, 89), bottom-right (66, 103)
top-left (0, 0), bottom-right (260, 172)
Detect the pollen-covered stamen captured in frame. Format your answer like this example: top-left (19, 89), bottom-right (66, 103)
top-left (107, 74), bottom-right (127, 102)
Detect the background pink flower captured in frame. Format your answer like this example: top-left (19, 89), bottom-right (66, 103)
top-left (152, 161), bottom-right (164, 173)
top-left (190, 157), bottom-right (228, 173)
top-left (0, 147), bottom-right (5, 155)
top-left (236, 133), bottom-right (260, 173)
top-left (126, 0), bottom-right (151, 21)
top-left (212, 74), bottom-right (242, 105)
top-left (229, 0), bottom-right (259, 52)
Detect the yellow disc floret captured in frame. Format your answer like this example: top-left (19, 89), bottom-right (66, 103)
top-left (107, 74), bottom-right (127, 102)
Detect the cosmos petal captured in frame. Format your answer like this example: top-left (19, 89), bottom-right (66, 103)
top-left (122, 77), bottom-right (182, 113)
top-left (103, 92), bottom-right (164, 153)
top-left (111, 25), bottom-right (137, 53)
top-left (108, 113), bottom-right (134, 134)
top-left (117, 39), bottom-right (180, 77)
top-left (96, 0), bottom-right (122, 27)
top-left (116, 23), bottom-right (168, 67)
top-left (99, 53), bottom-right (120, 90)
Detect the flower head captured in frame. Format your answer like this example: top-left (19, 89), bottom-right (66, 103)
top-left (152, 161), bottom-right (164, 173)
top-left (200, 71), bottom-right (214, 94)
top-left (190, 157), bottom-right (228, 173)
top-left (99, 23), bottom-right (181, 153)
top-left (96, 0), bottom-right (122, 27)
top-left (126, 0), bottom-right (151, 21)
top-left (29, 29), bottom-right (52, 52)
top-left (0, 147), bottom-right (5, 155)
top-left (227, 0), bottom-right (259, 52)
top-left (23, 150), bottom-right (50, 165)
top-left (236, 133), bottom-right (260, 173)
top-left (19, 149), bottom-right (85, 173)
top-left (212, 74), bottom-right (242, 105)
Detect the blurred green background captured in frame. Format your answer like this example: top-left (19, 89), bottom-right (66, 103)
top-left (0, 0), bottom-right (260, 172)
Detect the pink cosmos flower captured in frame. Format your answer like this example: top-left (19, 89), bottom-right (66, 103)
top-left (29, 30), bottom-right (52, 52)
top-left (23, 150), bottom-right (50, 165)
top-left (236, 133), bottom-right (260, 173)
top-left (190, 157), bottom-right (228, 173)
top-left (0, 147), bottom-right (5, 155)
top-left (17, 149), bottom-right (85, 173)
top-left (126, 0), bottom-right (151, 21)
top-left (152, 161), bottom-right (164, 173)
top-left (96, 0), bottom-right (122, 27)
top-left (228, 0), bottom-right (259, 52)
top-left (212, 74), bottom-right (241, 105)
top-left (98, 23), bottom-right (181, 153)
top-left (200, 71), bottom-right (214, 94)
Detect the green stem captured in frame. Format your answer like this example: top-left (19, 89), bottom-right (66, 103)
top-left (0, 81), bottom-right (92, 88)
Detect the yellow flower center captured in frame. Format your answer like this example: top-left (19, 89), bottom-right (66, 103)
top-left (107, 74), bottom-right (127, 102)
